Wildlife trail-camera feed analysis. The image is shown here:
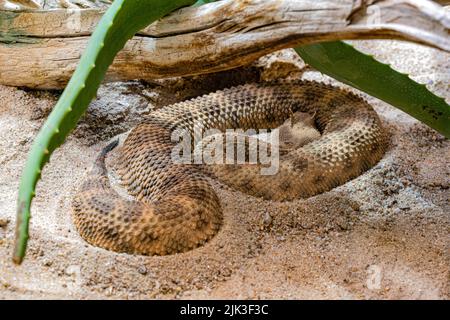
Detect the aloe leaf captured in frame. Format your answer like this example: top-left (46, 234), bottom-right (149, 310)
top-left (193, 0), bottom-right (217, 6)
top-left (295, 41), bottom-right (449, 138)
top-left (13, 0), bottom-right (196, 264)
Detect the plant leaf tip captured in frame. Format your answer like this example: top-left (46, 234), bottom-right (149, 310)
top-left (12, 253), bottom-right (24, 265)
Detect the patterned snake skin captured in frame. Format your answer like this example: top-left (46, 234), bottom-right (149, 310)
top-left (72, 81), bottom-right (387, 255)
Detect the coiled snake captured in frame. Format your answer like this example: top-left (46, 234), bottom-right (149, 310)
top-left (72, 81), bottom-right (387, 255)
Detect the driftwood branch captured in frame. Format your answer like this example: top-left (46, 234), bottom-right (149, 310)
top-left (0, 0), bottom-right (448, 89)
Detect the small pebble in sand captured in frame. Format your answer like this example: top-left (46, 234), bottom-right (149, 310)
top-left (65, 265), bottom-right (81, 276)
top-left (43, 259), bottom-right (53, 267)
top-left (260, 211), bottom-right (273, 230)
top-left (138, 265), bottom-right (148, 275)
top-left (0, 219), bottom-right (10, 228)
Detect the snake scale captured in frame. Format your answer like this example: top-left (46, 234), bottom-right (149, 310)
top-left (72, 80), bottom-right (387, 255)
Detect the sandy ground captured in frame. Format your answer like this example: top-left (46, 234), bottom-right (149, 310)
top-left (0, 41), bottom-right (448, 300)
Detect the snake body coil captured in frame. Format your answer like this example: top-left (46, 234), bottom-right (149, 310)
top-left (72, 81), bottom-right (387, 255)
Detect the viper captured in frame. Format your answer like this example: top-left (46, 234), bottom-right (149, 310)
top-left (72, 81), bottom-right (387, 255)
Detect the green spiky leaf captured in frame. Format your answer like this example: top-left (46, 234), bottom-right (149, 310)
top-left (13, 0), bottom-right (196, 264)
top-left (295, 42), bottom-right (450, 138)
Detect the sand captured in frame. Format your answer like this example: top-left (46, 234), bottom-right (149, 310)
top-left (0, 40), bottom-right (448, 299)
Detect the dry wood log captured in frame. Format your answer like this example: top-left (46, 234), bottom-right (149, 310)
top-left (0, 0), bottom-right (449, 89)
